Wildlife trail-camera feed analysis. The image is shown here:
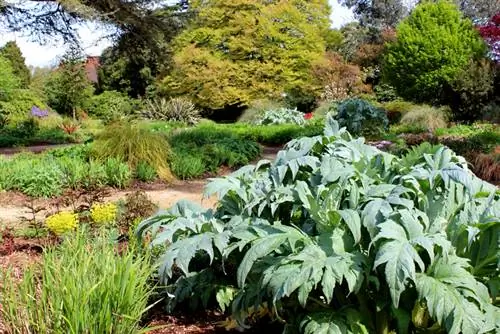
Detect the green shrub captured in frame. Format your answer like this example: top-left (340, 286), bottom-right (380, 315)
top-left (382, 100), bottom-right (418, 124)
top-left (135, 161), bottom-right (157, 182)
top-left (447, 60), bottom-right (495, 122)
top-left (0, 227), bottom-right (155, 333)
top-left (85, 90), bottom-right (137, 121)
top-left (138, 118), bottom-right (499, 333)
top-left (82, 160), bottom-right (108, 189)
top-left (336, 98), bottom-right (388, 137)
top-left (92, 123), bottom-right (173, 181)
top-left (58, 156), bottom-right (88, 190)
top-left (104, 157), bottom-right (132, 188)
top-left (44, 49), bottom-right (95, 117)
top-left (255, 108), bottom-right (306, 126)
top-left (4, 156), bottom-right (65, 198)
top-left (389, 124), bottom-right (427, 135)
top-left (383, 0), bottom-right (486, 103)
top-left (170, 154), bottom-right (206, 180)
top-left (312, 101), bottom-right (338, 119)
top-left (169, 126), bottom-right (262, 178)
top-left (400, 105), bottom-right (450, 131)
top-left (0, 89), bottom-right (48, 120)
top-left (142, 97), bottom-right (200, 125)
top-left (373, 83), bottom-right (398, 102)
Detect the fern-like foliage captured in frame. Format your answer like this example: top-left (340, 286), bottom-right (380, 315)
top-left (137, 115), bottom-right (499, 333)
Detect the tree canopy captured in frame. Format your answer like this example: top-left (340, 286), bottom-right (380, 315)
top-left (0, 0), bottom-right (189, 44)
top-left (0, 55), bottom-right (20, 101)
top-left (0, 41), bottom-right (31, 88)
top-left (339, 0), bottom-right (414, 28)
top-left (162, 0), bottom-right (331, 111)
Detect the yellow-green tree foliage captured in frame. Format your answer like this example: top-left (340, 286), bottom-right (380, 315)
top-left (162, 0), bottom-right (331, 110)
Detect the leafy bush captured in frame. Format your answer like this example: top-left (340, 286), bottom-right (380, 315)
top-left (2, 156), bottom-right (65, 198)
top-left (389, 124), bottom-right (427, 135)
top-left (0, 89), bottom-right (48, 120)
top-left (44, 49), bottom-right (95, 117)
top-left (400, 105), bottom-right (450, 131)
top-left (92, 123), bottom-right (173, 181)
top-left (85, 90), bottom-right (137, 121)
top-left (170, 154), bottom-right (206, 179)
top-left (312, 52), bottom-right (367, 102)
top-left (138, 118), bottom-right (499, 333)
top-left (312, 101), bottom-right (338, 119)
top-left (135, 161), bottom-right (158, 182)
top-left (0, 228), bottom-right (155, 333)
top-left (374, 83), bottom-right (398, 102)
top-left (142, 97), bottom-right (200, 125)
top-left (255, 108), bottom-right (306, 126)
top-left (169, 126), bottom-right (261, 178)
top-left (336, 98), bottom-right (388, 137)
top-left (103, 157), bottom-right (132, 188)
top-left (383, 0), bottom-right (486, 103)
top-left (447, 59), bottom-right (495, 122)
top-left (118, 191), bottom-right (158, 230)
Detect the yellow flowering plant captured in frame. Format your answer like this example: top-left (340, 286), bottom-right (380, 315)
top-left (90, 202), bottom-right (118, 225)
top-left (45, 211), bottom-right (78, 235)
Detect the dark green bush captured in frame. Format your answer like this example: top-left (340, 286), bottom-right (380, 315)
top-left (168, 126), bottom-right (262, 179)
top-left (336, 98), bottom-right (388, 137)
top-left (447, 60), bottom-right (495, 122)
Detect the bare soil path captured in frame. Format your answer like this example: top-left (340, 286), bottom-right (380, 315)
top-left (0, 180), bottom-right (218, 227)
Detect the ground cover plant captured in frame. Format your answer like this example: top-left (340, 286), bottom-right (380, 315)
top-left (138, 117), bottom-right (499, 333)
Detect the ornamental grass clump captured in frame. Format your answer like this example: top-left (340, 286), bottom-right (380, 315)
top-left (45, 211), bottom-right (78, 235)
top-left (90, 202), bottom-right (118, 225)
top-left (0, 227), bottom-right (156, 333)
top-left (92, 122), bottom-right (173, 181)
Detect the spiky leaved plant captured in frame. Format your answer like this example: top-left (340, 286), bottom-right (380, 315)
top-left (137, 116), bottom-right (499, 333)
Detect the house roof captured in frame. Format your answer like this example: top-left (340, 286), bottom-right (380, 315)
top-left (85, 56), bottom-right (101, 83)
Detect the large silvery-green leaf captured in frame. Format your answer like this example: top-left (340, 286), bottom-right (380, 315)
top-left (300, 310), bottom-right (369, 334)
top-left (415, 256), bottom-right (494, 334)
top-left (373, 209), bottom-right (447, 307)
top-left (139, 118), bottom-right (500, 333)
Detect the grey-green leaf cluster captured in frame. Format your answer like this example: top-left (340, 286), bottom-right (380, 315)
top-left (137, 116), bottom-right (499, 333)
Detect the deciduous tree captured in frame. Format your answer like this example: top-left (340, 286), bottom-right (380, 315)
top-left (163, 0), bottom-right (331, 111)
